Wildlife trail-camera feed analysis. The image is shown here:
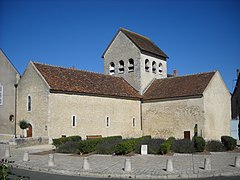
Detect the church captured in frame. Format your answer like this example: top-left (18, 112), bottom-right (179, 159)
top-left (16, 28), bottom-right (231, 141)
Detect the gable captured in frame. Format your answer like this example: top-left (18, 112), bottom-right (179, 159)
top-left (102, 28), bottom-right (168, 59)
top-left (33, 62), bottom-right (141, 99)
top-left (143, 72), bottom-right (215, 101)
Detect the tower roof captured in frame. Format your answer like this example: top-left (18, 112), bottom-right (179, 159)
top-left (102, 28), bottom-right (168, 59)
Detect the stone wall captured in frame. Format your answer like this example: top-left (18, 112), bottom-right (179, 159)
top-left (203, 71), bottom-right (231, 140)
top-left (49, 93), bottom-right (142, 139)
top-left (9, 137), bottom-right (49, 148)
top-left (0, 50), bottom-right (19, 140)
top-left (142, 98), bottom-right (205, 139)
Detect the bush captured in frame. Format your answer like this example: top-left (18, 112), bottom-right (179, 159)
top-left (221, 136), bottom-right (236, 151)
top-left (52, 135), bottom-right (81, 148)
top-left (19, 120), bottom-right (28, 130)
top-left (172, 139), bottom-right (195, 153)
top-left (193, 136), bottom-right (205, 152)
top-left (205, 140), bottom-right (226, 152)
top-left (160, 141), bottom-right (171, 154)
top-left (96, 136), bottom-right (122, 154)
top-left (57, 141), bottom-right (79, 153)
top-left (135, 138), bottom-right (165, 154)
top-left (166, 137), bottom-right (176, 150)
top-left (115, 139), bottom-right (139, 155)
top-left (78, 138), bottom-right (103, 154)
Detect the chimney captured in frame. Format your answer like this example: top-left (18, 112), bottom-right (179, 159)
top-left (173, 70), bottom-right (178, 77)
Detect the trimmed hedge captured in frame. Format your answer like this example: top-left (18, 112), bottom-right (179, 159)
top-left (172, 139), bottom-right (195, 153)
top-left (115, 139), bottom-right (139, 155)
top-left (96, 136), bottom-right (122, 154)
top-left (205, 140), bottom-right (226, 152)
top-left (57, 141), bottom-right (79, 153)
top-left (193, 136), bottom-right (205, 152)
top-left (78, 138), bottom-right (103, 154)
top-left (221, 136), bottom-right (236, 151)
top-left (52, 135), bottom-right (81, 148)
top-left (135, 138), bottom-right (165, 154)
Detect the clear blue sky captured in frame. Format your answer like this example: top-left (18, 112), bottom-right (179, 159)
top-left (0, 0), bottom-right (239, 92)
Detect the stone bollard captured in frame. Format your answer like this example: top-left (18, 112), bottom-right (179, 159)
top-left (48, 154), bottom-right (55, 167)
top-left (82, 157), bottom-right (90, 170)
top-left (124, 158), bottom-right (131, 172)
top-left (204, 157), bottom-right (211, 170)
top-left (234, 156), bottom-right (240, 168)
top-left (23, 151), bottom-right (30, 162)
top-left (5, 146), bottom-right (11, 158)
top-left (166, 159), bottom-right (173, 172)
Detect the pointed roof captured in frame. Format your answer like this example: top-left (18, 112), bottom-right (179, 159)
top-left (143, 72), bottom-right (216, 100)
top-left (102, 28), bottom-right (168, 59)
top-left (0, 49), bottom-right (20, 75)
top-left (33, 62), bottom-right (141, 99)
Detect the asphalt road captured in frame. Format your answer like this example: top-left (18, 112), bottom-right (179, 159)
top-left (8, 168), bottom-right (240, 180)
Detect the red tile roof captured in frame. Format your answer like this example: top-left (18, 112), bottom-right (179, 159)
top-left (143, 72), bottom-right (215, 100)
top-left (120, 28), bottom-right (168, 59)
top-left (33, 62), bottom-right (141, 99)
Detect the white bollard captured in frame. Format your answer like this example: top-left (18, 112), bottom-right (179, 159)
top-left (5, 146), bottom-right (11, 158)
top-left (82, 157), bottom-right (90, 170)
top-left (234, 156), bottom-right (240, 168)
top-left (124, 158), bottom-right (131, 172)
top-left (48, 154), bottom-right (55, 167)
top-left (166, 159), bottom-right (173, 172)
top-left (204, 157), bottom-right (211, 170)
top-left (23, 151), bottom-right (30, 162)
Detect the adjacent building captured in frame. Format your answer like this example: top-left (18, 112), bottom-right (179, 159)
top-left (0, 49), bottom-right (20, 140)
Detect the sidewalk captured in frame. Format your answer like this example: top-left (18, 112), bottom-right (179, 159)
top-left (1, 144), bottom-right (240, 179)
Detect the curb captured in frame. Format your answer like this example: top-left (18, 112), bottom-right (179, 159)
top-left (12, 163), bottom-right (240, 179)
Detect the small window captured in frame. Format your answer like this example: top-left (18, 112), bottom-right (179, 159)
top-left (109, 62), bottom-right (115, 75)
top-left (118, 60), bottom-right (124, 73)
top-left (106, 116), bottom-right (110, 128)
top-left (145, 59), bottom-right (150, 72)
top-left (152, 61), bottom-right (156, 73)
top-left (72, 115), bottom-right (76, 127)
top-left (132, 117), bottom-right (136, 127)
top-left (159, 63), bottom-right (163, 74)
top-left (27, 95), bottom-right (32, 112)
top-left (0, 83), bottom-right (3, 105)
top-left (128, 59), bottom-right (134, 72)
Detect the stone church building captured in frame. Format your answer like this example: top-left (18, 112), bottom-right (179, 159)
top-left (16, 28), bottom-right (231, 141)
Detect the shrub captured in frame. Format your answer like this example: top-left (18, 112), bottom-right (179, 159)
top-left (205, 140), bottom-right (226, 152)
top-left (135, 138), bottom-right (165, 154)
top-left (96, 136), bottom-right (122, 154)
top-left (57, 141), bottom-right (79, 153)
top-left (52, 135), bottom-right (81, 148)
top-left (78, 138), bottom-right (103, 154)
top-left (166, 137), bottom-right (176, 150)
top-left (172, 139), bottom-right (195, 153)
top-left (19, 120), bottom-right (28, 130)
top-left (221, 136), bottom-right (236, 151)
top-left (115, 139), bottom-right (139, 155)
top-left (192, 136), bottom-right (205, 152)
top-left (160, 141), bottom-right (171, 154)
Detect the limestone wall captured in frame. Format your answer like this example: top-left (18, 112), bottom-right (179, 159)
top-left (203, 71), bottom-right (231, 140)
top-left (142, 98), bottom-right (205, 139)
top-left (17, 62), bottom-right (50, 137)
top-left (49, 93), bottom-right (142, 139)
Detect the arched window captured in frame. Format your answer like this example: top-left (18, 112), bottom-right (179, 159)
top-left (128, 59), bottom-right (134, 72)
top-left (27, 95), bottom-right (32, 112)
top-left (159, 63), bottom-right (163, 74)
top-left (152, 61), bottom-right (156, 73)
top-left (72, 115), bottom-right (76, 128)
top-left (145, 59), bottom-right (150, 72)
top-left (109, 62), bottom-right (115, 75)
top-left (132, 117), bottom-right (136, 127)
top-left (118, 60), bottom-right (124, 73)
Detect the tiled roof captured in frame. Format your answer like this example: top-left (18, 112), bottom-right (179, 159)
top-left (33, 62), bottom-right (141, 99)
top-left (120, 28), bottom-right (168, 59)
top-left (143, 72), bottom-right (216, 100)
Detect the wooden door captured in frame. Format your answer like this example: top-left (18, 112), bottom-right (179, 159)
top-left (27, 124), bottom-right (32, 137)
top-left (184, 131), bottom-right (190, 139)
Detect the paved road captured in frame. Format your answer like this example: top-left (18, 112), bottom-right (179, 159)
top-left (9, 168), bottom-right (240, 180)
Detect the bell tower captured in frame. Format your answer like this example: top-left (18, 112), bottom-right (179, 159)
top-left (102, 28), bottom-right (168, 95)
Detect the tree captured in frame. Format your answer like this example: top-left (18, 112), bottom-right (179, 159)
top-left (19, 120), bottom-right (29, 137)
